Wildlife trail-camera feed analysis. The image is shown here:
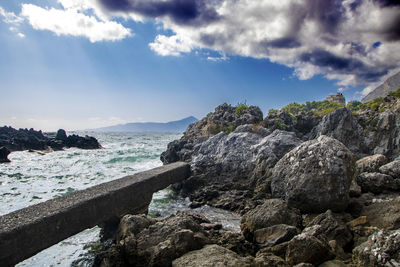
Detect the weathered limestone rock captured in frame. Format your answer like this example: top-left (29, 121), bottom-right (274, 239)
top-left (0, 146), bottom-right (11, 163)
top-left (172, 244), bottom-right (254, 267)
top-left (285, 232), bottom-right (335, 266)
top-left (311, 108), bottom-right (366, 156)
top-left (357, 172), bottom-right (399, 194)
top-left (307, 210), bottom-right (353, 248)
top-left (101, 212), bottom-right (210, 267)
top-left (241, 199), bottom-right (302, 241)
top-left (319, 260), bottom-right (347, 267)
top-left (379, 160), bottom-right (400, 178)
top-left (271, 135), bottom-right (355, 213)
top-left (356, 154), bottom-right (387, 174)
top-left (253, 224), bottom-right (299, 248)
top-left (360, 198), bottom-right (400, 230)
top-left (254, 251), bottom-right (289, 267)
top-left (353, 230), bottom-right (400, 267)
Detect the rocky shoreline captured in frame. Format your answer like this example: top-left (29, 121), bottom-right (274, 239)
top-left (0, 127), bottom-right (101, 162)
top-left (84, 91), bottom-right (400, 266)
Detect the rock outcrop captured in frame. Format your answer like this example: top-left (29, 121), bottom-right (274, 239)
top-left (0, 126), bottom-right (101, 161)
top-left (160, 103), bottom-right (263, 164)
top-left (271, 135), bottom-right (355, 213)
top-left (362, 71), bottom-right (400, 103)
top-left (0, 146), bottom-right (11, 163)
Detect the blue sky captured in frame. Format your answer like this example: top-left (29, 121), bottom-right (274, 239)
top-left (1, 0), bottom-right (399, 131)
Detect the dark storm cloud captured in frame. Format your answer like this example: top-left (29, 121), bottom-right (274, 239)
top-left (300, 49), bottom-right (388, 83)
top-left (98, 0), bottom-right (221, 25)
top-left (268, 37), bottom-right (301, 49)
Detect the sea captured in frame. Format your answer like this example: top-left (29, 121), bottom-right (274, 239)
top-left (0, 132), bottom-right (240, 267)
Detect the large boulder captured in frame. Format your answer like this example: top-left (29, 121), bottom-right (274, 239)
top-left (98, 212), bottom-right (210, 267)
top-left (172, 244), bottom-right (254, 267)
top-left (311, 108), bottom-right (366, 156)
top-left (353, 230), bottom-right (400, 266)
top-left (271, 135), bottom-right (355, 213)
top-left (241, 199), bottom-right (302, 241)
top-left (179, 129), bottom-right (301, 213)
top-left (0, 146), bottom-right (10, 163)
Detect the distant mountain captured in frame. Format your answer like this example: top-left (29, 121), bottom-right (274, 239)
top-left (90, 116), bottom-right (198, 133)
top-left (362, 71), bottom-right (400, 103)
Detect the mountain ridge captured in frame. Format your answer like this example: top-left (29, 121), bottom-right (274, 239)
top-left (89, 116), bottom-right (198, 133)
top-left (362, 71), bottom-right (400, 103)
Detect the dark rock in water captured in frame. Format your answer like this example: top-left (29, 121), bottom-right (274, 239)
top-left (55, 129), bottom-right (68, 141)
top-left (357, 172), bottom-right (399, 194)
top-left (352, 229), bottom-right (400, 266)
top-left (0, 146), bottom-right (11, 163)
top-left (0, 126), bottom-right (101, 154)
top-left (356, 154), bottom-right (388, 174)
top-left (271, 135), bottom-right (355, 213)
top-left (172, 244), bottom-right (254, 267)
top-left (311, 108), bottom-right (367, 156)
top-left (241, 199), bottom-right (302, 241)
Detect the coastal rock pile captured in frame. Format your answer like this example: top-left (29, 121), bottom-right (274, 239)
top-left (0, 126), bottom-right (101, 162)
top-left (98, 93), bottom-right (400, 266)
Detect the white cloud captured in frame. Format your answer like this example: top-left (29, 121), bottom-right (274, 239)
top-left (0, 6), bottom-right (24, 24)
top-left (21, 3), bottom-right (132, 42)
top-left (17, 32), bottom-right (25, 38)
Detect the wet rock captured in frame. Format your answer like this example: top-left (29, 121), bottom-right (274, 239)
top-left (353, 229), bottom-right (400, 267)
top-left (55, 129), bottom-right (68, 141)
top-left (357, 172), bottom-right (399, 194)
top-left (241, 199), bottom-right (302, 241)
top-left (379, 160), bottom-right (400, 178)
top-left (356, 154), bottom-right (387, 173)
top-left (306, 210), bottom-right (353, 249)
top-left (271, 135), bottom-right (355, 213)
top-left (172, 244), bottom-right (254, 267)
top-left (285, 232), bottom-right (335, 266)
top-left (253, 224), bottom-right (299, 248)
top-left (311, 108), bottom-right (366, 156)
top-left (0, 146), bottom-right (11, 163)
top-left (360, 198), bottom-right (400, 230)
top-left (65, 134), bottom-right (101, 149)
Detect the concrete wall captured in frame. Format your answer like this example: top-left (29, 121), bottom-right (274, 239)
top-left (0, 162), bottom-right (190, 267)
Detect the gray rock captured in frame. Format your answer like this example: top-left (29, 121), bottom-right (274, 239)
top-left (357, 172), bottom-right (399, 194)
top-left (241, 199), bottom-right (302, 241)
top-left (271, 135), bottom-right (355, 213)
top-left (285, 232), bottom-right (335, 266)
top-left (353, 229), bottom-right (400, 266)
top-left (254, 251), bottom-right (289, 267)
top-left (379, 160), bottom-right (400, 178)
top-left (172, 244), bottom-right (254, 267)
top-left (360, 198), bottom-right (400, 230)
top-left (253, 224), bottom-right (299, 248)
top-left (362, 71), bottom-right (400, 103)
top-left (356, 154), bottom-right (388, 174)
top-left (307, 210), bottom-right (352, 249)
top-left (0, 146), bottom-right (11, 163)
top-left (311, 108), bottom-right (366, 155)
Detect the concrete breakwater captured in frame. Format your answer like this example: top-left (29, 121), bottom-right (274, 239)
top-left (0, 162), bottom-right (190, 267)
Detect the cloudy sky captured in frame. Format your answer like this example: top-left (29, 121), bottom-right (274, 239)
top-left (1, 0), bottom-right (399, 131)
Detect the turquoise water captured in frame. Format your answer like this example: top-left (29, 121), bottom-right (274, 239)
top-left (0, 132), bottom-right (241, 266)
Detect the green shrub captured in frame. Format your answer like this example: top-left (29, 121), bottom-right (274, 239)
top-left (346, 101), bottom-right (362, 111)
top-left (235, 104), bottom-right (249, 117)
top-left (278, 100), bottom-right (344, 117)
top-left (224, 124), bottom-right (235, 134)
top-left (388, 88), bottom-right (400, 98)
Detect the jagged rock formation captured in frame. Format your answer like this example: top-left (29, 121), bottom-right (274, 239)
top-left (362, 71), bottom-right (400, 103)
top-left (0, 126), bottom-right (101, 162)
top-left (0, 146), bottom-right (11, 163)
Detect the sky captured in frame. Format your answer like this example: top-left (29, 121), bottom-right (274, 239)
top-left (0, 0), bottom-right (399, 131)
